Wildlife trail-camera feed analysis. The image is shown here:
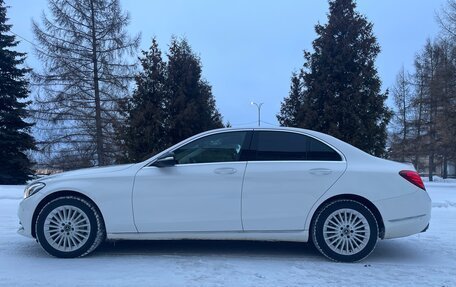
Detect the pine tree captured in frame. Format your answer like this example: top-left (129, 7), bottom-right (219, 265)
top-left (0, 0), bottom-right (36, 184)
top-left (166, 37), bottom-right (223, 145)
top-left (122, 38), bottom-right (168, 162)
top-left (32, 0), bottom-right (140, 168)
top-left (120, 37), bottom-right (224, 162)
top-left (278, 0), bottom-right (391, 156)
top-left (277, 72), bottom-right (304, 127)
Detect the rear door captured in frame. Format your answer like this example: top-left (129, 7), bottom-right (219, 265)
top-left (241, 131), bottom-right (347, 231)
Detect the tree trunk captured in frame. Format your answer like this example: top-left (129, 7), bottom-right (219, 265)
top-left (443, 156), bottom-right (448, 179)
top-left (401, 73), bottom-right (407, 162)
top-left (414, 83), bottom-right (424, 173)
top-left (90, 0), bottom-right (105, 166)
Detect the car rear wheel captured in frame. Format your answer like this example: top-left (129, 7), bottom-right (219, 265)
top-left (312, 199), bottom-right (378, 262)
top-left (35, 196), bottom-right (105, 258)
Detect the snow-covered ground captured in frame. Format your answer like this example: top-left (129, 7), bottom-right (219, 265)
top-left (0, 183), bottom-right (455, 287)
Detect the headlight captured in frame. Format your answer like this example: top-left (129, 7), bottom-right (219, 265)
top-left (24, 182), bottom-right (46, 199)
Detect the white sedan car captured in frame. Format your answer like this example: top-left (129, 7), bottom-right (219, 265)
top-left (18, 127), bottom-right (431, 262)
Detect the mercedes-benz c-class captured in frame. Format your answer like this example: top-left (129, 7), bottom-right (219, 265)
top-left (18, 128), bottom-right (431, 262)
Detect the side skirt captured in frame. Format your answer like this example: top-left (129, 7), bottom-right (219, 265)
top-left (107, 230), bottom-right (309, 242)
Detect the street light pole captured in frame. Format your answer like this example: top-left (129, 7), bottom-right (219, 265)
top-left (251, 102), bottom-right (264, 127)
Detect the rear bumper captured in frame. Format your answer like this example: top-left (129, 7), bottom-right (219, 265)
top-left (374, 189), bottom-right (432, 239)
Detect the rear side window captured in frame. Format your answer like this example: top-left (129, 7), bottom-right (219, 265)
top-left (307, 137), bottom-right (342, 161)
top-left (253, 131), bottom-right (341, 161)
top-left (254, 132), bottom-right (307, 161)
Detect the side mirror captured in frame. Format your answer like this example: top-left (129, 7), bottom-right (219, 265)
top-left (152, 154), bottom-right (177, 168)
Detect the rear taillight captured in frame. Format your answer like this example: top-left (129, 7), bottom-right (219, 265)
top-left (399, 170), bottom-right (426, 191)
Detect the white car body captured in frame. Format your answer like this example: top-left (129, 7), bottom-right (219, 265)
top-left (18, 127), bottom-right (431, 260)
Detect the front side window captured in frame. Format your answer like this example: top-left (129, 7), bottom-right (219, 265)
top-left (174, 132), bottom-right (248, 164)
top-left (253, 131), bottom-right (341, 161)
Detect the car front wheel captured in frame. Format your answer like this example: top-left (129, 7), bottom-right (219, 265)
top-left (312, 199), bottom-right (378, 262)
top-left (35, 196), bottom-right (105, 258)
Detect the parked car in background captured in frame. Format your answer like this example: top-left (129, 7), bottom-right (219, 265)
top-left (18, 127), bottom-right (431, 262)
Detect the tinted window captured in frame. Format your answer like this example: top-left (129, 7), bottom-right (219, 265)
top-left (307, 137), bottom-right (342, 161)
top-left (254, 132), bottom-right (307, 161)
top-left (253, 131), bottom-right (341, 161)
top-left (174, 132), bottom-right (248, 164)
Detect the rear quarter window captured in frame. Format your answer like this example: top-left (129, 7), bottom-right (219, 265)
top-left (307, 136), bottom-right (342, 161)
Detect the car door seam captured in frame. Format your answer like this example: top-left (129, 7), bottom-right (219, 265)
top-left (303, 162), bottom-right (349, 230)
top-left (131, 167), bottom-right (141, 233)
top-left (240, 161), bottom-right (249, 231)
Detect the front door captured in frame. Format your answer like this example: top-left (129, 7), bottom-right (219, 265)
top-left (133, 131), bottom-right (252, 232)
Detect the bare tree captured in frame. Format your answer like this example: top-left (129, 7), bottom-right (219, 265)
top-left (32, 0), bottom-right (140, 168)
top-left (436, 0), bottom-right (456, 39)
top-left (433, 40), bottom-right (456, 178)
top-left (390, 66), bottom-right (412, 162)
top-left (409, 40), bottom-right (456, 180)
top-left (437, 3), bottom-right (456, 178)
top-left (388, 2), bottom-right (456, 179)
top-left (409, 56), bottom-right (427, 171)
top-left (415, 41), bottom-right (441, 181)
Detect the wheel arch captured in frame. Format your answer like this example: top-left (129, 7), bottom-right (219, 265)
top-left (309, 194), bottom-right (385, 239)
top-left (31, 190), bottom-right (105, 238)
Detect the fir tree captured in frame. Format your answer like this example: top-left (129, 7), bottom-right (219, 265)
top-left (166, 37), bottom-right (223, 145)
top-left (0, 0), bottom-right (36, 184)
top-left (278, 0), bottom-right (391, 156)
top-left (277, 72), bottom-right (304, 127)
top-left (122, 38), bottom-right (168, 162)
top-left (120, 37), bottom-right (224, 161)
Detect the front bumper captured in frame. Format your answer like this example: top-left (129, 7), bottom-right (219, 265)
top-left (17, 194), bottom-right (43, 238)
top-left (374, 189), bottom-right (432, 239)
top-left (421, 223), bottom-right (430, 233)
top-left (17, 221), bottom-right (29, 237)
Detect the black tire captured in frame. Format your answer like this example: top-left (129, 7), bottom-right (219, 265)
top-left (312, 199), bottom-right (378, 262)
top-left (35, 196), bottom-right (105, 258)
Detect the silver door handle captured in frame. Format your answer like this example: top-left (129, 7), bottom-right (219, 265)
top-left (214, 168), bottom-right (237, 174)
top-left (309, 168), bottom-right (332, 175)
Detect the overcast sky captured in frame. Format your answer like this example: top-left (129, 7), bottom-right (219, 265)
top-left (5, 0), bottom-right (447, 127)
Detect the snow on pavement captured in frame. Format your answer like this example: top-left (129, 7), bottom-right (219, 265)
top-left (0, 183), bottom-right (455, 287)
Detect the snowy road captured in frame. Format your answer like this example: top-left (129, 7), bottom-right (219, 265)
top-left (0, 183), bottom-right (455, 287)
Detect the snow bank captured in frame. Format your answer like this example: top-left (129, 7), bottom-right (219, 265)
top-left (422, 176), bottom-right (456, 183)
top-left (0, 185), bottom-right (24, 200)
top-left (0, 184), bottom-right (455, 286)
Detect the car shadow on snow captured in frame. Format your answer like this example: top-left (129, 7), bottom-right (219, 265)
top-left (13, 240), bottom-right (52, 258)
top-left (15, 237), bottom-right (430, 263)
top-left (95, 240), bottom-right (323, 260)
top-left (93, 238), bottom-right (431, 263)
top-left (368, 239), bottom-right (433, 263)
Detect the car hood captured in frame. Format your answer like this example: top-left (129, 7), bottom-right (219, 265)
top-left (36, 164), bottom-right (135, 183)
